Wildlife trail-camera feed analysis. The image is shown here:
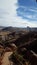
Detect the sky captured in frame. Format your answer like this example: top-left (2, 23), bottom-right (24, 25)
top-left (0, 0), bottom-right (37, 27)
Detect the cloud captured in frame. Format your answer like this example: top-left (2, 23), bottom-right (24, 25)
top-left (17, 6), bottom-right (37, 21)
top-left (0, 0), bottom-right (37, 27)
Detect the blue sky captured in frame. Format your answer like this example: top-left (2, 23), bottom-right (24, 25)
top-left (0, 0), bottom-right (37, 27)
top-left (17, 0), bottom-right (37, 23)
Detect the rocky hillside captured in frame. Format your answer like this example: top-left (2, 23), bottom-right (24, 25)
top-left (0, 28), bottom-right (37, 65)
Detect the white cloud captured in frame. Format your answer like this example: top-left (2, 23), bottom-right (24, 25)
top-left (0, 0), bottom-right (37, 27)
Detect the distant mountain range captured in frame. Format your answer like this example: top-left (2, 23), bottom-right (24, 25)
top-left (0, 26), bottom-right (37, 32)
top-left (2, 26), bottom-right (14, 31)
top-left (2, 26), bottom-right (24, 32)
top-left (0, 26), bottom-right (5, 30)
top-left (26, 26), bottom-right (37, 31)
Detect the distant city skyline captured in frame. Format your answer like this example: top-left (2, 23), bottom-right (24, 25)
top-left (0, 0), bottom-right (37, 27)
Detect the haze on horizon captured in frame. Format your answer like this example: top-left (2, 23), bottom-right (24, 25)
top-left (0, 0), bottom-right (37, 27)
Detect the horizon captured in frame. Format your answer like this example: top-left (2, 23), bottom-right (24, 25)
top-left (0, 0), bottom-right (37, 27)
top-left (0, 26), bottom-right (37, 28)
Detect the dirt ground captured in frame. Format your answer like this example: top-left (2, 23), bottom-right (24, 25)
top-left (2, 52), bottom-right (13, 65)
